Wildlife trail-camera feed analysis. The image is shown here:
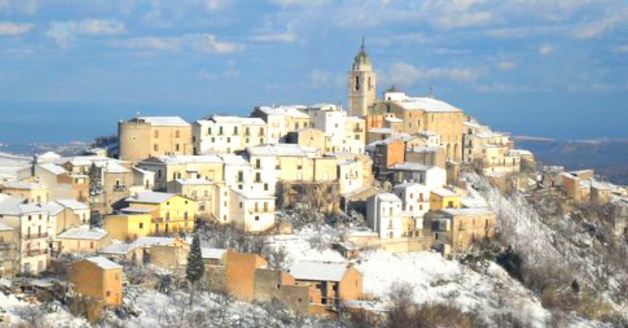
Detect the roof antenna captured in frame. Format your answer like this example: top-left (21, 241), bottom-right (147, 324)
top-left (135, 111), bottom-right (141, 118)
top-left (428, 86), bottom-right (435, 99)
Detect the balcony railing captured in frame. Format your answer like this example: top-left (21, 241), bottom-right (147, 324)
top-left (27, 248), bottom-right (48, 256)
top-left (26, 233), bottom-right (49, 240)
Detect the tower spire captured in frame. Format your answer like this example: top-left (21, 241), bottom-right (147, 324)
top-left (361, 35), bottom-right (366, 53)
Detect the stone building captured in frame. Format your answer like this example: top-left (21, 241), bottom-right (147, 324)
top-left (118, 116), bottom-right (193, 163)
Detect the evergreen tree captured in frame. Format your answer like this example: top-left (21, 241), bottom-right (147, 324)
top-left (186, 234), bottom-right (205, 307)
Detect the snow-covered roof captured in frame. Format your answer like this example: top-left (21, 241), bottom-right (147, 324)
top-left (57, 226), bottom-right (108, 240)
top-left (175, 178), bottom-right (214, 186)
top-left (120, 207), bottom-right (157, 214)
top-left (43, 202), bottom-right (64, 215)
top-left (441, 208), bottom-right (493, 216)
top-left (37, 151), bottom-right (62, 160)
top-left (256, 105), bottom-right (310, 119)
top-left (150, 155), bottom-right (223, 165)
top-left (367, 128), bottom-right (393, 134)
top-left (136, 116), bottom-right (190, 127)
top-left (1, 180), bottom-right (45, 190)
top-left (231, 188), bottom-right (276, 200)
top-left (133, 166), bottom-right (155, 175)
top-left (0, 221), bottom-right (13, 231)
top-left (84, 256), bottom-right (122, 270)
top-left (431, 188), bottom-right (459, 198)
top-left (38, 163), bottom-right (67, 175)
top-left (393, 95), bottom-right (462, 113)
top-left (389, 162), bottom-right (433, 172)
top-left (0, 194), bottom-right (50, 216)
top-left (406, 146), bottom-right (440, 153)
top-left (247, 144), bottom-right (317, 157)
top-left (220, 154), bottom-right (251, 166)
top-left (55, 199), bottom-right (89, 211)
top-left (375, 192), bottom-right (402, 203)
top-left (393, 182), bottom-right (428, 190)
top-left (127, 192), bottom-right (177, 204)
top-left (201, 248), bottom-right (227, 260)
top-left (288, 261), bottom-right (354, 282)
top-left (384, 117), bottom-right (404, 123)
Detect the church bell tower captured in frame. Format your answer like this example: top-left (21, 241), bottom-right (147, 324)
top-left (349, 38), bottom-right (377, 117)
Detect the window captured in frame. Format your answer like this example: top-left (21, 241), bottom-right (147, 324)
top-left (106, 291), bottom-right (111, 297)
top-left (263, 202), bottom-right (268, 212)
top-left (219, 126), bottom-right (224, 135)
top-left (245, 127), bottom-right (250, 136)
top-left (208, 127), bottom-right (212, 135)
top-left (154, 144), bottom-right (158, 151)
top-left (90, 241), bottom-right (94, 249)
top-left (354, 76), bottom-right (360, 90)
top-left (255, 173), bottom-right (261, 183)
top-left (233, 127), bottom-right (238, 135)
top-left (447, 201), bottom-right (454, 208)
top-left (255, 159), bottom-right (261, 169)
top-left (139, 223), bottom-right (144, 229)
top-left (255, 216), bottom-right (260, 221)
top-left (154, 130), bottom-right (159, 138)
top-left (176, 144), bottom-right (180, 152)
top-left (240, 202), bottom-right (243, 208)
top-left (264, 183), bottom-right (269, 191)
top-left (175, 130), bottom-right (180, 138)
top-left (237, 171), bottom-right (244, 183)
top-left (115, 273), bottom-right (119, 280)
top-left (227, 137), bottom-right (231, 143)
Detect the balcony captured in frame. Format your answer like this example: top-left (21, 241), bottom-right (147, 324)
top-left (26, 248), bottom-right (48, 256)
top-left (26, 233), bottom-right (49, 240)
top-left (353, 127), bottom-right (364, 133)
top-left (113, 185), bottom-right (126, 192)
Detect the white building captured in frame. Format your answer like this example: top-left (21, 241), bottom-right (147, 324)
top-left (252, 105), bottom-right (310, 144)
top-left (229, 189), bottom-right (275, 232)
top-left (393, 182), bottom-right (430, 218)
top-left (305, 104), bottom-right (365, 154)
top-left (193, 116), bottom-right (267, 155)
top-left (366, 193), bottom-right (403, 239)
top-left (337, 159), bottom-right (363, 195)
top-left (389, 163), bottom-right (446, 189)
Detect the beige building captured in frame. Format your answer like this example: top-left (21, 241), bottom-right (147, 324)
top-left (56, 226), bottom-right (111, 254)
top-left (118, 116), bottom-right (193, 163)
top-left (229, 189), bottom-right (276, 232)
top-left (251, 105), bottom-right (311, 144)
top-left (138, 155), bottom-right (224, 191)
top-left (51, 199), bottom-right (90, 234)
top-left (431, 208), bottom-right (496, 253)
top-left (0, 180), bottom-right (49, 204)
top-left (33, 163), bottom-right (89, 203)
top-left (0, 194), bottom-right (53, 275)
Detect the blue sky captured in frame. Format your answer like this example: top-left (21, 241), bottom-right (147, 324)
top-left (1, 0), bottom-right (627, 143)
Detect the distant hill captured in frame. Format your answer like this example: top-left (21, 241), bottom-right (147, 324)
top-left (515, 136), bottom-right (628, 185)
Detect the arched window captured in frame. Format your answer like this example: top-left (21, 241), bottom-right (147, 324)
top-left (355, 76), bottom-right (360, 91)
top-left (368, 77), bottom-right (372, 90)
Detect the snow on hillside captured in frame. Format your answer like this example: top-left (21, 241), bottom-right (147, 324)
top-left (356, 250), bottom-right (551, 327)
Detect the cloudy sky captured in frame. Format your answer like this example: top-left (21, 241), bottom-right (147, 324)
top-left (1, 0), bottom-right (627, 142)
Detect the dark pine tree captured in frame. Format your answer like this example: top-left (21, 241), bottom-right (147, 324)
top-left (186, 234), bottom-right (205, 307)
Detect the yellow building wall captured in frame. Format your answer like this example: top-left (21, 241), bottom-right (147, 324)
top-left (69, 261), bottom-right (123, 307)
top-left (128, 195), bottom-right (196, 234)
top-left (105, 214), bottom-right (152, 240)
top-left (430, 193), bottom-right (461, 210)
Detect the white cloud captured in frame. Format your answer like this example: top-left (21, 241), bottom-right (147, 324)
top-left (433, 11), bottom-right (492, 29)
top-left (308, 69), bottom-right (345, 88)
top-left (538, 44), bottom-right (553, 56)
top-left (0, 22), bottom-right (33, 36)
top-left (496, 61), bottom-right (517, 71)
top-left (381, 62), bottom-right (479, 87)
top-left (615, 45), bottom-right (628, 53)
top-left (574, 11), bottom-right (626, 39)
top-left (47, 19), bottom-right (125, 45)
top-left (265, 0), bottom-right (327, 6)
top-left (473, 83), bottom-right (540, 93)
top-left (114, 33), bottom-right (245, 55)
top-left (251, 31), bottom-right (297, 43)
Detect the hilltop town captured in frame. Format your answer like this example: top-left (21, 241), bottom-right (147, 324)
top-left (1, 45), bottom-right (628, 328)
